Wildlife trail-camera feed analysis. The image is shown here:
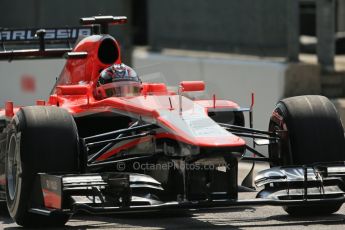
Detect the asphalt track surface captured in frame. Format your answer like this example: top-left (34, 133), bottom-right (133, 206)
top-left (1, 162), bottom-right (345, 230)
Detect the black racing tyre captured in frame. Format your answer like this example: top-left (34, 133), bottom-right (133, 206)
top-left (269, 95), bottom-right (345, 216)
top-left (5, 106), bottom-right (79, 227)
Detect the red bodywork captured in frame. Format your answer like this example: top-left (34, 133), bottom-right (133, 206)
top-left (0, 33), bottom-right (246, 162)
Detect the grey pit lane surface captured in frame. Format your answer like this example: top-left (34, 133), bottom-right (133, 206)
top-left (1, 162), bottom-right (345, 230)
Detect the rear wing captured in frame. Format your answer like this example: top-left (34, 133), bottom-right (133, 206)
top-left (0, 15), bottom-right (127, 61)
top-left (0, 27), bottom-right (92, 60)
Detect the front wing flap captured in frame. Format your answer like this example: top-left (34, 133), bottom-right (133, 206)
top-left (255, 163), bottom-right (345, 200)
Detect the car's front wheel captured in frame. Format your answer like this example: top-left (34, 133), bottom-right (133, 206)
top-left (5, 106), bottom-right (79, 227)
top-left (269, 95), bottom-right (345, 216)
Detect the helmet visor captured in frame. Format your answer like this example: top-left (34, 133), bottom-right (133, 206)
top-left (102, 81), bottom-right (141, 97)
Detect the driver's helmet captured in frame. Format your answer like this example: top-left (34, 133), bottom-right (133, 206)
top-left (96, 63), bottom-right (141, 98)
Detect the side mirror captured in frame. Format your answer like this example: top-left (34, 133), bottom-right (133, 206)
top-left (178, 81), bottom-right (205, 115)
top-left (179, 81), bottom-right (205, 92)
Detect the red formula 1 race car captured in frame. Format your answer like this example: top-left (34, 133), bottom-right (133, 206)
top-left (1, 16), bottom-right (345, 228)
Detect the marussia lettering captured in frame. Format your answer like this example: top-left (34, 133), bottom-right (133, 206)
top-left (0, 27), bottom-right (92, 41)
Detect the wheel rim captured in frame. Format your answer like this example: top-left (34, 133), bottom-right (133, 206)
top-left (268, 116), bottom-right (292, 166)
top-left (7, 134), bottom-right (21, 201)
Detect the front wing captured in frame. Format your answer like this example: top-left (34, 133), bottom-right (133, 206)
top-left (31, 163), bottom-right (345, 216)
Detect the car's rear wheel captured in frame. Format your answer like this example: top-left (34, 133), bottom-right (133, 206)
top-left (5, 106), bottom-right (79, 227)
top-left (269, 95), bottom-right (345, 216)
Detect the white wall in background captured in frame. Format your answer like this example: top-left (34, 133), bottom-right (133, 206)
top-left (0, 59), bottom-right (65, 106)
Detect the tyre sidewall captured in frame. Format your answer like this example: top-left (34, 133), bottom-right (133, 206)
top-left (268, 103), bottom-right (293, 166)
top-left (5, 112), bottom-right (33, 223)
